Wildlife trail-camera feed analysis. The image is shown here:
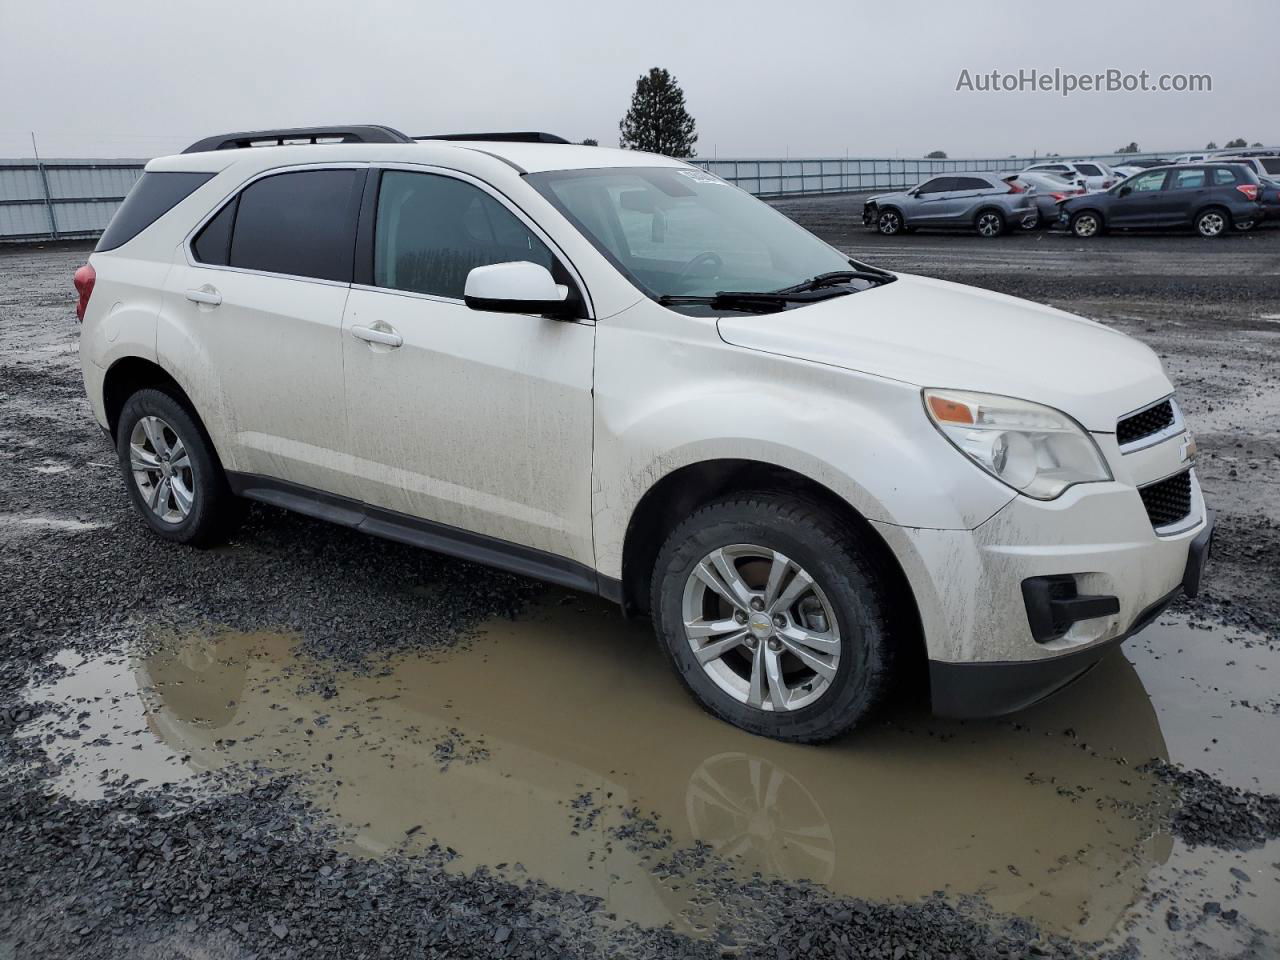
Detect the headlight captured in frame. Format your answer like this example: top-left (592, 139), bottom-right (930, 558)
top-left (923, 389), bottom-right (1112, 500)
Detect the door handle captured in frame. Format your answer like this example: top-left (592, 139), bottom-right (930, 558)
top-left (350, 324), bottom-right (403, 348)
top-left (185, 285), bottom-right (222, 306)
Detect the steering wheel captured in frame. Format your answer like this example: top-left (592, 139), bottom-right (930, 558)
top-left (676, 251), bottom-right (724, 283)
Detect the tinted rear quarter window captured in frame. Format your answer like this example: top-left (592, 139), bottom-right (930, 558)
top-left (1075, 164), bottom-right (1101, 176)
top-left (228, 169), bottom-right (363, 282)
top-left (192, 197), bottom-right (237, 265)
top-left (97, 171), bottom-right (214, 252)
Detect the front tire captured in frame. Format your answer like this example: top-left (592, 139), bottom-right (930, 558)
top-left (876, 208), bottom-right (904, 236)
top-left (650, 494), bottom-right (894, 743)
top-left (1070, 211), bottom-right (1103, 238)
top-left (115, 388), bottom-right (243, 546)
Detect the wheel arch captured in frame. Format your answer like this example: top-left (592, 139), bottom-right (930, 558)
top-left (619, 458), bottom-right (926, 665)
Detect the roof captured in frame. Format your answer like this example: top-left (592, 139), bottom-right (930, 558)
top-left (149, 138), bottom-right (688, 176)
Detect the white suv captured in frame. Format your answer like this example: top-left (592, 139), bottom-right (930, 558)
top-left (76, 125), bottom-right (1213, 742)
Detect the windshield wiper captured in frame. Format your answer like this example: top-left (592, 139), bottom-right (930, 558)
top-left (658, 291), bottom-right (797, 314)
top-left (771, 268), bottom-right (895, 295)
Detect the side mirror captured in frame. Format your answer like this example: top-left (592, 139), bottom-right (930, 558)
top-left (1117, 186), bottom-right (1132, 197)
top-left (464, 262), bottom-right (573, 317)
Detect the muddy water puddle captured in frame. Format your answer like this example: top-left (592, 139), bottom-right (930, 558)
top-left (21, 600), bottom-right (1279, 944)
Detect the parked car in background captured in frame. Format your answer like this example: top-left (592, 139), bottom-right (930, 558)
top-left (1112, 158), bottom-right (1173, 178)
top-left (1022, 161), bottom-right (1117, 191)
top-left (862, 174), bottom-right (1039, 236)
top-left (1171, 153), bottom-right (1213, 164)
top-left (1002, 172), bottom-right (1085, 225)
top-left (1058, 163), bottom-right (1264, 238)
top-left (1215, 155), bottom-right (1280, 180)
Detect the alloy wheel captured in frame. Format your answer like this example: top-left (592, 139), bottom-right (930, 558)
top-left (877, 211), bottom-right (901, 235)
top-left (976, 212), bottom-right (1003, 237)
top-left (129, 415), bottom-right (195, 523)
top-left (1020, 213), bottom-right (1039, 230)
top-left (1198, 212), bottom-right (1226, 236)
top-left (1073, 214), bottom-right (1099, 238)
top-left (681, 544), bottom-right (841, 712)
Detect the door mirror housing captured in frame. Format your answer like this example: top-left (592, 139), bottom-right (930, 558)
top-left (464, 262), bottom-right (573, 317)
top-left (1117, 185), bottom-right (1133, 197)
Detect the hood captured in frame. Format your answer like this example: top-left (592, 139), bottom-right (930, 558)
top-left (865, 191), bottom-right (907, 204)
top-left (716, 273), bottom-right (1171, 432)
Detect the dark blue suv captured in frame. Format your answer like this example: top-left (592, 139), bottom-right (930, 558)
top-left (1058, 163), bottom-right (1264, 238)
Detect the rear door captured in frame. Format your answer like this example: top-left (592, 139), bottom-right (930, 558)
top-left (339, 167), bottom-right (596, 567)
top-left (943, 176), bottom-right (999, 224)
top-left (160, 166), bottom-right (364, 494)
top-left (1164, 167), bottom-right (1211, 226)
top-left (1108, 169), bottom-right (1169, 226)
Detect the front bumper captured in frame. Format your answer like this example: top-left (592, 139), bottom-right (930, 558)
top-left (929, 511), bottom-right (1214, 717)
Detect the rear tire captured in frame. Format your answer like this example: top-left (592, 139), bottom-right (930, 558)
top-left (1195, 207), bottom-right (1229, 238)
top-left (974, 208), bottom-right (1005, 238)
top-left (650, 493), bottom-right (895, 743)
top-left (115, 388), bottom-right (243, 546)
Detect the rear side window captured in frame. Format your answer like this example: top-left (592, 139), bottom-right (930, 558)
top-left (1172, 168), bottom-right (1206, 189)
top-left (1212, 168), bottom-right (1241, 185)
top-left (953, 177), bottom-right (991, 190)
top-left (1261, 158), bottom-right (1280, 175)
top-left (227, 170), bottom-right (363, 282)
top-left (97, 171), bottom-right (214, 252)
top-left (372, 171), bottom-right (555, 299)
top-left (1075, 163), bottom-right (1102, 176)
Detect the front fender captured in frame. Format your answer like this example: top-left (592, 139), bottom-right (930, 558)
top-left (590, 305), bottom-right (1014, 579)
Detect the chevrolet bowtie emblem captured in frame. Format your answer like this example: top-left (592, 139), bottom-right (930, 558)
top-left (1180, 435), bottom-right (1197, 464)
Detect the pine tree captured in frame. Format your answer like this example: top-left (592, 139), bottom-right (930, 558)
top-left (618, 68), bottom-right (698, 158)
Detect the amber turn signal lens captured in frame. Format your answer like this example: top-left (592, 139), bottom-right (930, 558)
top-left (927, 395), bottom-right (974, 425)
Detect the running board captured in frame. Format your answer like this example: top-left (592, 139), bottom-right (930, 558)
top-left (226, 472), bottom-right (621, 602)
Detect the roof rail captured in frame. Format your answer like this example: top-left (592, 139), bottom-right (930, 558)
top-left (182, 125), bottom-right (414, 154)
top-left (415, 131), bottom-right (571, 145)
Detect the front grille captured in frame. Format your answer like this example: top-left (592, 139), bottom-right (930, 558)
top-left (1139, 470), bottom-right (1193, 529)
top-left (1117, 399), bottom-right (1176, 447)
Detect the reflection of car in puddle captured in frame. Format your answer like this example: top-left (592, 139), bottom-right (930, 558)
top-left (111, 601), bottom-right (1174, 939)
top-left (687, 752), bottom-right (836, 883)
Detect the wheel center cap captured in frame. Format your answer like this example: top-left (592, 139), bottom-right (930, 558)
top-left (748, 613), bottom-right (773, 638)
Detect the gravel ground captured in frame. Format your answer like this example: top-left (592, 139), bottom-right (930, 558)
top-left (2, 217), bottom-right (1279, 959)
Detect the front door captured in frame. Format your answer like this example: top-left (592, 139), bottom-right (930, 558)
top-left (340, 168), bottom-right (596, 568)
top-left (1109, 169), bottom-right (1170, 227)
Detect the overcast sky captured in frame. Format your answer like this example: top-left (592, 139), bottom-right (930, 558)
top-left (2, 0), bottom-right (1276, 160)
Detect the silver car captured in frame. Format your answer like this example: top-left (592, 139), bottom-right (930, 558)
top-left (862, 173), bottom-right (1040, 237)
top-left (1003, 171), bottom-right (1086, 224)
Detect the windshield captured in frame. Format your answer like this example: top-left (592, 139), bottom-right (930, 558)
top-left (527, 167), bottom-right (857, 301)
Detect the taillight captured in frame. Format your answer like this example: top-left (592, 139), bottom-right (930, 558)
top-left (73, 263), bottom-right (96, 322)
top-left (1102, 180), bottom-right (1114, 188)
top-left (1006, 182), bottom-right (1025, 194)
top-left (1237, 184), bottom-right (1260, 201)
top-left (1050, 192), bottom-right (1067, 202)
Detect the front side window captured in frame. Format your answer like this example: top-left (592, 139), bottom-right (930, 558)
top-left (1129, 171), bottom-right (1168, 193)
top-left (227, 169), bottom-right (362, 282)
top-left (1171, 168), bottom-right (1207, 189)
top-left (529, 167), bottom-right (854, 300)
top-left (916, 177), bottom-right (951, 194)
top-left (372, 171), bottom-right (555, 299)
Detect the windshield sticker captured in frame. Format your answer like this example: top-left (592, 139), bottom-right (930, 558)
top-left (677, 170), bottom-right (728, 186)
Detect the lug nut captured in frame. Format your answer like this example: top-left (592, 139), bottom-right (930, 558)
top-left (745, 636), bottom-right (758, 649)
top-left (734, 610), bottom-right (748, 624)
top-left (773, 615), bottom-right (787, 628)
top-left (750, 597), bottom-right (765, 611)
top-left (767, 638), bottom-right (782, 652)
